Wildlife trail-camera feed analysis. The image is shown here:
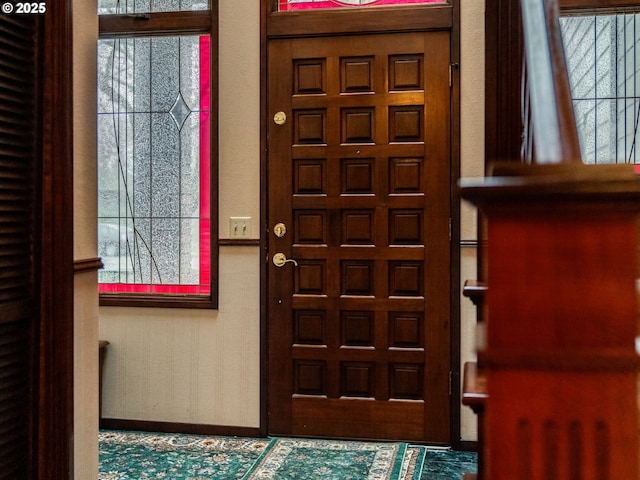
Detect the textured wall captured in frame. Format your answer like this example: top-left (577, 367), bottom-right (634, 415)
top-left (73, 0), bottom-right (100, 476)
top-left (219, 0), bottom-right (261, 232)
top-left (100, 248), bottom-right (261, 426)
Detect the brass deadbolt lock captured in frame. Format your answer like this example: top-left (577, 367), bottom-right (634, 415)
top-left (273, 111), bottom-right (287, 125)
top-left (274, 222), bottom-right (287, 238)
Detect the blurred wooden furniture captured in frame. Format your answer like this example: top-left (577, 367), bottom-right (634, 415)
top-left (460, 1), bottom-right (640, 478)
top-left (462, 166), bottom-right (640, 479)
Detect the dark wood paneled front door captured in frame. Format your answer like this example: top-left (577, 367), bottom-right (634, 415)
top-left (267, 31), bottom-right (451, 442)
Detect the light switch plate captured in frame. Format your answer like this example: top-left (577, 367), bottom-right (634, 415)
top-left (229, 217), bottom-right (252, 238)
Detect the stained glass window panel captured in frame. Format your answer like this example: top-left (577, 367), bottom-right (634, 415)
top-left (279, 0), bottom-right (444, 11)
top-left (561, 14), bottom-right (640, 166)
top-left (98, 0), bottom-right (209, 15)
top-left (97, 35), bottom-right (211, 295)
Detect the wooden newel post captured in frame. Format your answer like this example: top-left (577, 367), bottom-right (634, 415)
top-left (461, 164), bottom-right (640, 479)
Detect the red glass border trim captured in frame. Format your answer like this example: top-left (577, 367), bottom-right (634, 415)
top-left (199, 35), bottom-right (212, 291)
top-left (279, 0), bottom-right (443, 10)
top-left (99, 283), bottom-right (211, 294)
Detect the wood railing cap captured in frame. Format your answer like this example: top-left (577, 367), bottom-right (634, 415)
top-left (459, 163), bottom-right (640, 207)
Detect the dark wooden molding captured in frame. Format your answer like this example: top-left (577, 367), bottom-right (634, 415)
top-left (74, 257), bottom-right (104, 273)
top-left (209, 1), bottom-right (221, 311)
top-left (37, 2), bottom-right (75, 477)
top-left (449, 0), bottom-right (462, 450)
top-left (100, 418), bottom-right (263, 438)
top-left (485, 0), bottom-right (525, 168)
top-left (260, 0), bottom-right (270, 440)
top-left (267, 4), bottom-right (452, 38)
top-left (457, 440), bottom-right (480, 452)
top-left (100, 294), bottom-right (217, 309)
top-left (219, 238), bottom-right (261, 247)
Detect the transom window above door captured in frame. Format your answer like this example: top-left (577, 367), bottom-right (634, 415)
top-left (98, 0), bottom-right (209, 14)
top-left (279, 0), bottom-right (444, 11)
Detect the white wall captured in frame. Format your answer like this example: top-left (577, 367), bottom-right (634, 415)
top-left (97, 0), bottom-right (485, 441)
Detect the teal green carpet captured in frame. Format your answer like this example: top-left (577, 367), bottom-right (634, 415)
top-left (99, 431), bottom-right (271, 479)
top-left (245, 437), bottom-right (413, 479)
top-left (99, 430), bottom-right (474, 479)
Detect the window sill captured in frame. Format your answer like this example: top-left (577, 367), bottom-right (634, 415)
top-left (99, 293), bottom-right (218, 309)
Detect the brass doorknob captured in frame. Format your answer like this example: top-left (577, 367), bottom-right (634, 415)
top-left (273, 252), bottom-right (298, 267)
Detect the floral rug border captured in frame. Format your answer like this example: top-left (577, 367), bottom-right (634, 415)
top-left (245, 437), bottom-right (414, 480)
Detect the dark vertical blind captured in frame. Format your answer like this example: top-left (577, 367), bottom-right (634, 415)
top-left (0, 13), bottom-right (37, 479)
top-left (485, 0), bottom-right (525, 168)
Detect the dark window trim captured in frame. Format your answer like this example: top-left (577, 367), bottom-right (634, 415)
top-left (99, 10), bottom-right (212, 37)
top-left (561, 0), bottom-right (640, 14)
top-left (266, 4), bottom-right (453, 38)
top-left (98, 5), bottom-right (219, 309)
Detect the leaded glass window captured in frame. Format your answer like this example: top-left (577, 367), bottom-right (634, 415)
top-left (560, 13), bottom-right (640, 166)
top-left (279, 0), bottom-right (444, 12)
top-left (98, 0), bottom-right (209, 15)
top-left (97, 32), bottom-right (213, 300)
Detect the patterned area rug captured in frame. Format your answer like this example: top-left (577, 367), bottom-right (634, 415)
top-left (99, 431), bottom-right (271, 479)
top-left (99, 431), bottom-right (426, 480)
top-left (245, 438), bottom-right (418, 480)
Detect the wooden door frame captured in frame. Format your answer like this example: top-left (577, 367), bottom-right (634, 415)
top-left (259, 0), bottom-right (462, 446)
top-left (33, 2), bottom-right (75, 477)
